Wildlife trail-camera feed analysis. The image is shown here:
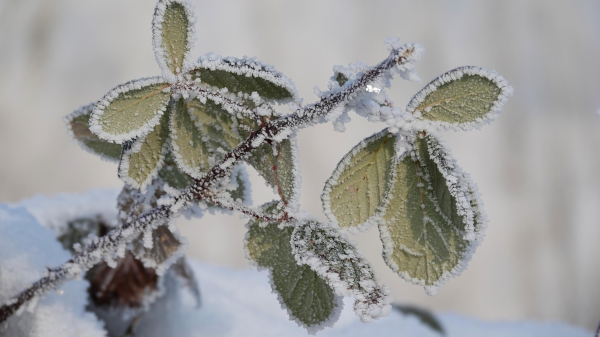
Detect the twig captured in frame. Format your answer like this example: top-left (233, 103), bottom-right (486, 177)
top-left (0, 45), bottom-right (418, 323)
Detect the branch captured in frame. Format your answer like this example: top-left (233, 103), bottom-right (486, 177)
top-left (0, 44), bottom-right (420, 323)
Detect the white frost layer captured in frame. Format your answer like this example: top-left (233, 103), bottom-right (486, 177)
top-left (15, 189), bottom-right (120, 237)
top-left (133, 261), bottom-right (591, 337)
top-left (0, 203), bottom-right (107, 337)
top-left (190, 53), bottom-right (300, 104)
top-left (152, 0), bottom-right (197, 83)
top-left (89, 76), bottom-right (170, 143)
top-left (405, 65), bottom-right (514, 132)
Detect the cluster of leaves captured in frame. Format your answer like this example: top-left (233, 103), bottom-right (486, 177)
top-left (55, 0), bottom-right (513, 334)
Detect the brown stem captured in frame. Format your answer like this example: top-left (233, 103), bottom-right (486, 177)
top-left (0, 45), bottom-right (418, 323)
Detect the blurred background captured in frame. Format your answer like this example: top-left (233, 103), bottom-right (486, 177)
top-left (1, 0), bottom-right (599, 332)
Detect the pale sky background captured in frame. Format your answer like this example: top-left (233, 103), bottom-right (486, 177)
top-left (1, 0), bottom-right (600, 332)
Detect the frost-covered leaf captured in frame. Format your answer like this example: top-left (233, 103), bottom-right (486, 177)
top-left (88, 251), bottom-right (159, 308)
top-left (322, 129), bottom-right (396, 233)
top-left (407, 66), bottom-right (512, 131)
top-left (57, 218), bottom-right (105, 254)
top-left (132, 225), bottom-right (186, 273)
top-left (291, 221), bottom-right (393, 322)
top-left (245, 202), bottom-right (342, 333)
top-left (169, 98), bottom-right (212, 178)
top-left (226, 164), bottom-right (252, 205)
top-left (119, 112), bottom-right (170, 192)
top-left (152, 0), bottom-right (196, 81)
top-left (246, 136), bottom-right (301, 211)
top-left (90, 77), bottom-right (171, 142)
top-left (65, 103), bottom-right (122, 162)
top-left (158, 152), bottom-right (194, 189)
top-left (379, 133), bottom-right (486, 295)
top-left (393, 304), bottom-right (445, 335)
top-left (190, 54), bottom-right (298, 103)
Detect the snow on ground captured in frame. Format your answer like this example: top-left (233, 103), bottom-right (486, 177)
top-left (0, 193), bottom-right (593, 337)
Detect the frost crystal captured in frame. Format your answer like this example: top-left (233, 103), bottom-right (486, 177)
top-left (291, 221), bottom-right (393, 322)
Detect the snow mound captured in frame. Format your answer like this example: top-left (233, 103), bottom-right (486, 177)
top-left (0, 203), bottom-right (106, 337)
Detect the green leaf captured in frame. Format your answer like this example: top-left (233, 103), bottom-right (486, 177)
top-left (393, 304), bottom-right (445, 335)
top-left (321, 129), bottom-right (396, 233)
top-left (190, 56), bottom-right (297, 103)
top-left (291, 221), bottom-right (393, 322)
top-left (119, 112), bottom-right (170, 191)
top-left (379, 133), bottom-right (485, 295)
top-left (90, 77), bottom-right (171, 142)
top-left (407, 66), bottom-right (512, 130)
top-left (245, 202), bottom-right (341, 332)
top-left (246, 137), bottom-right (300, 210)
top-left (185, 96), bottom-right (299, 208)
top-left (152, 0), bottom-right (194, 77)
top-left (158, 151), bottom-right (194, 189)
top-left (65, 103), bottom-right (122, 162)
top-left (169, 98), bottom-right (212, 178)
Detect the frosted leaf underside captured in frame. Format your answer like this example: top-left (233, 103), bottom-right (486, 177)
top-left (291, 221), bottom-right (392, 322)
top-left (380, 135), bottom-right (478, 292)
top-left (159, 2), bottom-right (189, 75)
top-left (323, 130), bottom-right (395, 231)
top-left (245, 204), bottom-right (339, 331)
top-left (68, 105), bottom-right (121, 161)
top-left (412, 74), bottom-right (502, 124)
top-left (120, 113), bottom-right (170, 189)
top-left (194, 68), bottom-right (292, 100)
top-left (170, 98), bottom-right (211, 178)
top-left (96, 81), bottom-right (170, 139)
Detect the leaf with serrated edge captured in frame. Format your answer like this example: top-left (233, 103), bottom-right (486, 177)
top-left (90, 77), bottom-right (171, 143)
top-left (246, 136), bottom-right (301, 212)
top-left (190, 54), bottom-right (299, 103)
top-left (119, 112), bottom-right (170, 192)
top-left (152, 0), bottom-right (196, 82)
top-left (322, 129), bottom-right (395, 233)
top-left (379, 133), bottom-right (487, 295)
top-left (291, 220), bottom-right (393, 323)
top-left (406, 66), bottom-right (513, 131)
top-left (64, 102), bottom-right (122, 162)
top-left (170, 98), bottom-right (212, 178)
top-left (244, 202), bottom-right (342, 333)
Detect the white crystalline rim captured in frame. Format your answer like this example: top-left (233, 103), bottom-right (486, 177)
top-left (290, 221), bottom-right (393, 323)
top-left (321, 129), bottom-right (393, 234)
top-left (189, 53), bottom-right (300, 104)
top-left (241, 202), bottom-right (343, 334)
top-left (284, 132), bottom-right (302, 213)
top-left (152, 0), bottom-right (197, 83)
top-left (406, 65), bottom-right (514, 132)
top-left (168, 99), bottom-right (206, 179)
top-left (64, 102), bottom-right (120, 163)
top-left (134, 222), bottom-right (189, 276)
top-left (378, 133), bottom-right (488, 295)
top-left (118, 131), bottom-right (169, 193)
top-left (89, 76), bottom-right (171, 143)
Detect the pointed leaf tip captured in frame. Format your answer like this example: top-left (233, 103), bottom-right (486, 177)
top-left (407, 66), bottom-right (512, 131)
top-left (90, 77), bottom-right (171, 143)
top-left (245, 203), bottom-right (342, 333)
top-left (321, 129), bottom-right (396, 233)
top-left (379, 133), bottom-right (487, 294)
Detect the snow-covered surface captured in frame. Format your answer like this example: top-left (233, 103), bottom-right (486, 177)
top-left (0, 196), bottom-right (592, 337)
top-left (0, 204), bottom-right (106, 337)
